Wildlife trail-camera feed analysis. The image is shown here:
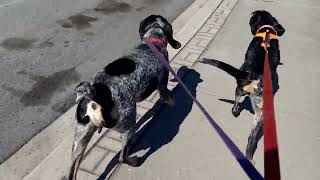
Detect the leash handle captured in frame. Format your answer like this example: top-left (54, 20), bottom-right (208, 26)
top-left (145, 41), bottom-right (263, 180)
top-left (262, 33), bottom-right (281, 180)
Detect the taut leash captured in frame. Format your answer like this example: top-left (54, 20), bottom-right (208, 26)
top-left (262, 31), bottom-right (281, 180)
top-left (145, 40), bottom-right (263, 180)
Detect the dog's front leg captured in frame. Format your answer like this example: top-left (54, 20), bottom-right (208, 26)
top-left (246, 118), bottom-right (263, 163)
top-left (66, 122), bottom-right (97, 180)
top-left (159, 70), bottom-right (175, 107)
top-left (119, 129), bottom-right (139, 166)
top-left (246, 88), bottom-right (263, 162)
top-left (119, 130), bottom-right (129, 163)
top-left (159, 88), bottom-right (175, 107)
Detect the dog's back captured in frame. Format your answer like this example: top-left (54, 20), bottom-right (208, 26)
top-left (94, 43), bottom-right (166, 102)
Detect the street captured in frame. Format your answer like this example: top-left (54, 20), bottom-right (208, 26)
top-left (0, 0), bottom-right (194, 163)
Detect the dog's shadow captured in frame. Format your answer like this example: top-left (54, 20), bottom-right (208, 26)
top-left (98, 66), bottom-right (202, 179)
top-left (219, 96), bottom-right (254, 115)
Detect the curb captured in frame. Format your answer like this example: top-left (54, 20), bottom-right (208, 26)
top-left (0, 0), bottom-right (239, 179)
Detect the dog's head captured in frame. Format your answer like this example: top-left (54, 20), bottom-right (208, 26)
top-left (69, 82), bottom-right (114, 180)
top-left (139, 15), bottom-right (181, 49)
top-left (75, 81), bottom-right (115, 127)
top-left (249, 10), bottom-right (285, 36)
top-left (75, 81), bottom-right (103, 127)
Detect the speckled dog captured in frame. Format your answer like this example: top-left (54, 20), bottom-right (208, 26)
top-left (65, 15), bottom-right (181, 180)
top-left (199, 10), bottom-right (285, 163)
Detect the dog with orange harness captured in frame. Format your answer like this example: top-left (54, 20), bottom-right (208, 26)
top-left (198, 10), bottom-right (285, 163)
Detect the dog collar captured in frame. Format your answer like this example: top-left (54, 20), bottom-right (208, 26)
top-left (256, 25), bottom-right (277, 35)
top-left (147, 38), bottom-right (167, 46)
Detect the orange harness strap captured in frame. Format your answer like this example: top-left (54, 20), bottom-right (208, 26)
top-left (255, 32), bottom-right (279, 48)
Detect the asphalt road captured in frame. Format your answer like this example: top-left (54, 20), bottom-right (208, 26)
top-left (0, 0), bottom-right (194, 163)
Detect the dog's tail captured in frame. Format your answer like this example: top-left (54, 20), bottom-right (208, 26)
top-left (199, 58), bottom-right (249, 80)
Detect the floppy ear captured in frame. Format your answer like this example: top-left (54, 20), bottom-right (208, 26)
top-left (139, 17), bottom-right (149, 40)
top-left (139, 15), bottom-right (157, 40)
top-left (249, 12), bottom-right (261, 35)
top-left (159, 17), bottom-right (181, 49)
top-left (272, 17), bottom-right (285, 36)
top-left (75, 81), bottom-right (95, 102)
top-left (164, 29), bottom-right (181, 49)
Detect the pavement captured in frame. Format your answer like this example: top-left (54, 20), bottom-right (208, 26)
top-left (1, 0), bottom-right (320, 179)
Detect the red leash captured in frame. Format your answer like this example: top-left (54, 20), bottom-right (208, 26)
top-left (262, 31), bottom-right (281, 180)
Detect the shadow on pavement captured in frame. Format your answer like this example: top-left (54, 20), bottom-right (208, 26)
top-left (219, 96), bottom-right (254, 115)
top-left (98, 66), bottom-right (202, 179)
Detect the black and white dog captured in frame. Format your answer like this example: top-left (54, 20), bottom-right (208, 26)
top-left (199, 10), bottom-right (285, 162)
top-left (65, 15), bottom-right (181, 180)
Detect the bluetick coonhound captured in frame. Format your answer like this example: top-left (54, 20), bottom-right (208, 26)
top-left (65, 15), bottom-right (181, 180)
top-left (199, 10), bottom-right (285, 163)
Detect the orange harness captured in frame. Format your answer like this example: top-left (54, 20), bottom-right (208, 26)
top-left (255, 32), bottom-right (279, 48)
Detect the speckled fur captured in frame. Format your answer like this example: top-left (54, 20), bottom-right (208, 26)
top-left (66, 15), bottom-right (181, 180)
top-left (92, 42), bottom-right (170, 132)
top-left (199, 11), bottom-right (285, 163)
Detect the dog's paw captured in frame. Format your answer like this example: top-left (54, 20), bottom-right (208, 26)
top-left (123, 156), bottom-right (140, 167)
top-left (60, 175), bottom-right (68, 180)
top-left (249, 159), bottom-right (256, 166)
top-left (232, 107), bottom-right (241, 117)
top-left (165, 98), bottom-right (176, 107)
top-left (170, 78), bottom-right (178, 82)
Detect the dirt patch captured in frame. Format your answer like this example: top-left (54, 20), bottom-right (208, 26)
top-left (135, 6), bottom-right (145, 12)
top-left (0, 38), bottom-right (36, 50)
top-left (39, 40), bottom-right (55, 48)
top-left (19, 67), bottom-right (80, 106)
top-left (57, 19), bottom-right (73, 28)
top-left (94, 0), bottom-right (131, 14)
top-left (57, 14), bottom-right (98, 30)
top-left (84, 31), bottom-right (95, 36)
top-left (142, 0), bottom-right (164, 5)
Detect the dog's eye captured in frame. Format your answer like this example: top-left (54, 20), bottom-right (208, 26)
top-left (91, 103), bottom-right (97, 110)
top-left (81, 115), bottom-right (90, 124)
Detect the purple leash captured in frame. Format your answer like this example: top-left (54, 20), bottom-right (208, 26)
top-left (146, 41), bottom-right (264, 180)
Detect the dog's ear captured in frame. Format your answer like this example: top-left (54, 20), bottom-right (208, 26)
top-left (139, 16), bottom-right (151, 40)
top-left (159, 16), bottom-right (181, 49)
top-left (249, 11), bottom-right (261, 35)
top-left (139, 15), bottom-right (159, 40)
top-left (75, 81), bottom-right (95, 102)
top-left (272, 17), bottom-right (285, 36)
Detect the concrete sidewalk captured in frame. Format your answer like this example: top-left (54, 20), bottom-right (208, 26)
top-left (1, 0), bottom-right (320, 179)
top-left (112, 0), bottom-right (320, 180)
